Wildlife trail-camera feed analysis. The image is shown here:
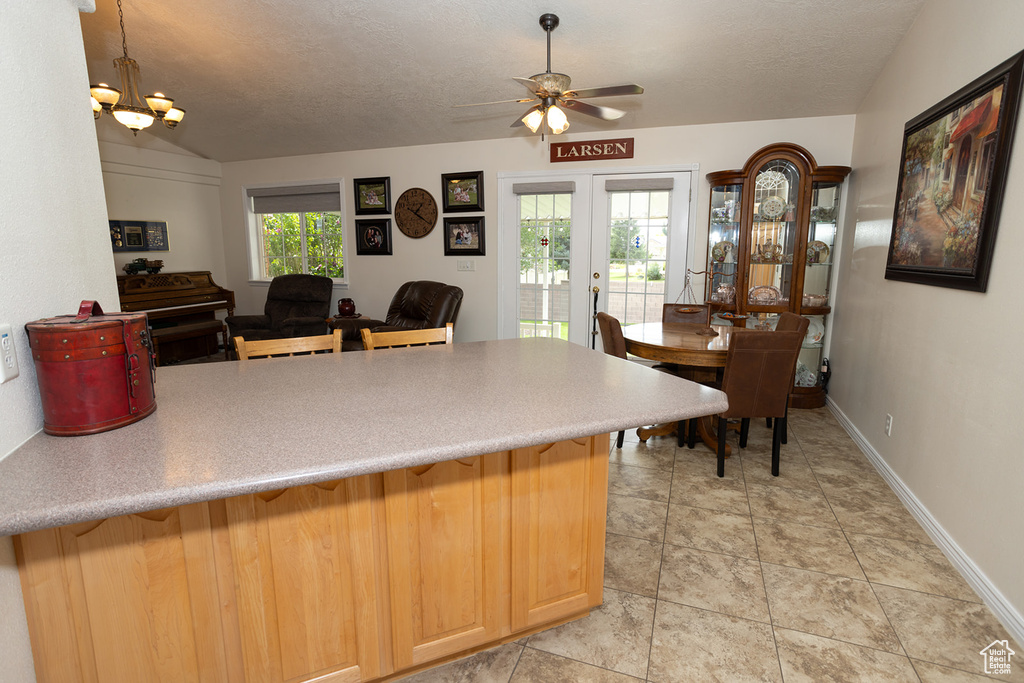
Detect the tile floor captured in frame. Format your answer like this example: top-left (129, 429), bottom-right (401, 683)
top-left (401, 408), bottom-right (1022, 682)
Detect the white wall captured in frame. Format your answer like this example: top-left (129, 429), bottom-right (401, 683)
top-left (0, 1), bottom-right (117, 679)
top-left (101, 142), bottom-right (226, 279)
top-left (219, 116), bottom-right (855, 342)
top-left (831, 0), bottom-right (1024, 635)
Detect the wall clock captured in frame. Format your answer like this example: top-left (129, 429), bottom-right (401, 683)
top-left (394, 188), bottom-right (438, 238)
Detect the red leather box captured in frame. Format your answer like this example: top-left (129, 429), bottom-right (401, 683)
top-left (25, 301), bottom-right (156, 436)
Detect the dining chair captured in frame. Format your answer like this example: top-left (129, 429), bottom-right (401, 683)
top-left (661, 303), bottom-right (710, 324)
top-left (361, 323), bottom-right (453, 350)
top-left (234, 329), bottom-right (342, 360)
top-left (709, 328), bottom-right (805, 477)
top-left (756, 312), bottom-right (810, 445)
top-left (596, 312), bottom-right (681, 449)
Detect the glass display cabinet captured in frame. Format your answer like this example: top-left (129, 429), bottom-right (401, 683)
top-left (705, 143), bottom-right (850, 408)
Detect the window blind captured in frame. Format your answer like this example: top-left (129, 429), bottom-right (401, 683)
top-left (512, 181), bottom-right (576, 194)
top-left (247, 184), bottom-right (341, 213)
top-left (603, 178), bottom-right (674, 192)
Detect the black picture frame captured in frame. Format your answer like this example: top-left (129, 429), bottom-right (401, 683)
top-left (441, 171), bottom-right (485, 212)
top-left (355, 219), bottom-right (393, 255)
top-left (443, 217), bottom-right (485, 256)
top-left (110, 220), bottom-right (169, 252)
top-left (353, 177), bottom-right (391, 215)
top-left (885, 50), bottom-right (1024, 291)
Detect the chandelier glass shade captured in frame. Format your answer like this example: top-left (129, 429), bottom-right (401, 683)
top-left (90, 0), bottom-right (184, 134)
top-left (520, 98), bottom-right (570, 136)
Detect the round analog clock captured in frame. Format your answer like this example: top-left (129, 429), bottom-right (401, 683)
top-left (394, 188), bottom-right (438, 238)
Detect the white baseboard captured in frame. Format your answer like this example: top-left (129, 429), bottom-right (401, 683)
top-left (827, 398), bottom-right (1024, 646)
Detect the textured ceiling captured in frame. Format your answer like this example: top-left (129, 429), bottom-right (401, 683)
top-left (80, 0), bottom-right (925, 162)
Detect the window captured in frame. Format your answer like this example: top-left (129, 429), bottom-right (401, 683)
top-left (245, 183), bottom-right (346, 282)
top-left (975, 135), bottom-right (996, 194)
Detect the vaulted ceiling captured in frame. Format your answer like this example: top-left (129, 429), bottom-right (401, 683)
top-left (80, 0), bottom-right (925, 162)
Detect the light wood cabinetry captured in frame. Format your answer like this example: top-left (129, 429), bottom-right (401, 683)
top-left (15, 434), bottom-right (609, 683)
top-left (705, 143), bottom-right (850, 408)
top-left (14, 504), bottom-right (229, 683)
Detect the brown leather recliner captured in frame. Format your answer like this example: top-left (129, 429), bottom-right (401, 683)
top-left (334, 281), bottom-right (464, 351)
top-left (225, 274), bottom-right (333, 344)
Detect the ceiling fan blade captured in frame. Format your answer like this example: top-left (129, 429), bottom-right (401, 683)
top-left (561, 98), bottom-right (626, 121)
top-left (564, 84), bottom-right (644, 99)
top-left (454, 98), bottom-right (536, 108)
top-left (510, 104), bottom-right (542, 128)
top-left (512, 76), bottom-right (542, 95)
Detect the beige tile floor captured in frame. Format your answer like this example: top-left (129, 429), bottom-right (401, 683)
top-left (401, 408), bottom-right (1022, 682)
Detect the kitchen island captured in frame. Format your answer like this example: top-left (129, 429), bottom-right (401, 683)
top-left (1, 338), bottom-right (727, 682)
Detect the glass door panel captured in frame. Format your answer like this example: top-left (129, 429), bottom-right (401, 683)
top-left (707, 183), bottom-right (742, 307)
top-left (517, 193), bottom-right (573, 340)
top-left (605, 190), bottom-right (671, 326)
top-left (804, 181), bottom-right (841, 304)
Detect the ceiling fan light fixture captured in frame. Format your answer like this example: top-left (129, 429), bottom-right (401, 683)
top-left (522, 108), bottom-right (545, 133)
top-left (546, 104), bottom-right (569, 134)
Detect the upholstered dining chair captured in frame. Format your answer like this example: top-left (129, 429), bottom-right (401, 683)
top-left (662, 303), bottom-right (710, 324)
top-left (234, 329), bottom-right (342, 360)
top-left (361, 323), bottom-right (453, 350)
top-left (761, 312), bottom-right (810, 443)
top-left (596, 312), bottom-right (681, 449)
top-left (707, 328), bottom-right (805, 477)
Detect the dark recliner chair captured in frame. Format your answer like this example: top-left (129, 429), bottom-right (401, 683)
top-left (225, 274), bottom-right (334, 350)
top-left (334, 280), bottom-right (464, 352)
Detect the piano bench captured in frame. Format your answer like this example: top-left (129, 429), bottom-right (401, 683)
top-left (150, 320), bottom-right (225, 366)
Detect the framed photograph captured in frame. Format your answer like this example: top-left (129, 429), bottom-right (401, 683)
top-left (443, 217), bottom-right (485, 256)
top-left (885, 50), bottom-right (1024, 291)
top-left (353, 177), bottom-right (391, 215)
top-left (441, 170), bottom-right (484, 212)
top-left (110, 220), bottom-right (169, 252)
top-left (355, 219), bottom-right (392, 255)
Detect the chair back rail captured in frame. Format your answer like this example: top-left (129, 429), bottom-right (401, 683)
top-left (235, 329), bottom-right (342, 360)
top-left (361, 323), bottom-right (453, 350)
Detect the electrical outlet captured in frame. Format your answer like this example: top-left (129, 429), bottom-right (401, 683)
top-left (0, 324), bottom-right (20, 383)
top-left (456, 259), bottom-right (476, 272)
top-left (885, 413), bottom-right (893, 437)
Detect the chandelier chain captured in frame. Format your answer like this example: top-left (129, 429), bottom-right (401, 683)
top-left (117, 0), bottom-right (128, 59)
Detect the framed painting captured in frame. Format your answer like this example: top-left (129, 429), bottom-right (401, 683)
top-left (443, 217), bottom-right (485, 256)
top-left (885, 50), bottom-right (1024, 291)
top-left (441, 171), bottom-right (484, 212)
top-left (353, 177), bottom-right (391, 215)
top-left (355, 219), bottom-right (392, 255)
top-left (110, 220), bottom-right (169, 252)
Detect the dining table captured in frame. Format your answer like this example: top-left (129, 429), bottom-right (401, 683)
top-left (621, 321), bottom-right (736, 453)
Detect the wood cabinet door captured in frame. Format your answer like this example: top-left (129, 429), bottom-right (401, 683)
top-left (510, 434), bottom-right (609, 631)
top-left (382, 453), bottom-right (509, 671)
top-left (221, 476), bottom-right (382, 683)
top-left (15, 503), bottom-right (229, 683)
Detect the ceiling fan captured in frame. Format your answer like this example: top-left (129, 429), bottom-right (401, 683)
top-left (457, 13), bottom-right (644, 136)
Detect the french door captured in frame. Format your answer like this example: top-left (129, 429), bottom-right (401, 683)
top-left (499, 169), bottom-right (694, 348)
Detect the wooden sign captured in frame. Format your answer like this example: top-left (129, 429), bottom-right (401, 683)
top-left (550, 138), bottom-right (634, 163)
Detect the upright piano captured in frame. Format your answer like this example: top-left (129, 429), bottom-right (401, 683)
top-left (117, 271), bottom-right (235, 366)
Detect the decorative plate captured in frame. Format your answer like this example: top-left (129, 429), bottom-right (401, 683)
top-left (747, 285), bottom-right (781, 305)
top-left (711, 240), bottom-right (734, 263)
top-left (805, 317), bottom-right (825, 345)
top-left (807, 240), bottom-right (830, 264)
top-left (759, 195), bottom-right (787, 220)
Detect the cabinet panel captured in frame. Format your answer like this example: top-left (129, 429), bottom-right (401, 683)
top-left (383, 454), bottom-right (508, 670)
top-left (223, 477), bottom-right (381, 683)
top-left (510, 434), bottom-right (608, 631)
top-left (15, 504), bottom-right (228, 683)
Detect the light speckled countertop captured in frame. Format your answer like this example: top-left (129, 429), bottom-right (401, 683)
top-left (0, 338), bottom-right (727, 536)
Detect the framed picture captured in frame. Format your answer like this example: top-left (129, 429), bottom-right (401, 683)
top-left (110, 220), bottom-right (169, 252)
top-left (355, 219), bottom-right (392, 255)
top-left (885, 50), bottom-right (1024, 291)
top-left (441, 171), bottom-right (484, 212)
top-left (353, 177), bottom-right (391, 215)
top-left (443, 217), bottom-right (485, 256)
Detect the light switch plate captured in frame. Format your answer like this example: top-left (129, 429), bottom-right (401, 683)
top-left (0, 324), bottom-right (20, 383)
top-left (457, 259), bottom-right (476, 272)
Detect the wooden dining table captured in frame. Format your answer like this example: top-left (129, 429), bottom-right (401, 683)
top-left (621, 321), bottom-right (736, 453)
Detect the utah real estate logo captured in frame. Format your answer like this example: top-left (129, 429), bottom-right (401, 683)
top-left (980, 640), bottom-right (1014, 676)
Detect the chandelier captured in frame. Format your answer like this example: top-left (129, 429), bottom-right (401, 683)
top-left (89, 0), bottom-right (184, 134)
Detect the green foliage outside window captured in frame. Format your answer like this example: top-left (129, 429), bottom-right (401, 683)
top-left (520, 218), bottom-right (571, 273)
top-left (260, 211), bottom-right (344, 279)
